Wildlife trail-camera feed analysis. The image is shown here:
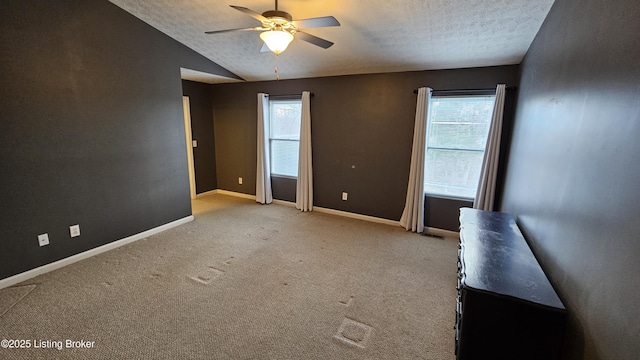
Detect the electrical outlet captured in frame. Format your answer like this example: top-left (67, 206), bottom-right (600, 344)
top-left (38, 233), bottom-right (50, 247)
top-left (192, 140), bottom-right (197, 148)
top-left (342, 192), bottom-right (348, 201)
top-left (238, 177), bottom-right (243, 185)
top-left (70, 224), bottom-right (80, 238)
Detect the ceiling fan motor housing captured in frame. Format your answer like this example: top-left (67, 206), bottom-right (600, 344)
top-left (262, 10), bottom-right (293, 24)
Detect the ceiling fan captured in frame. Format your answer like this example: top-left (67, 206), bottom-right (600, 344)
top-left (205, 0), bottom-right (340, 55)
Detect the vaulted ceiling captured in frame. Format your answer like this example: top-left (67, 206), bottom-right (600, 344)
top-left (109, 0), bottom-right (555, 83)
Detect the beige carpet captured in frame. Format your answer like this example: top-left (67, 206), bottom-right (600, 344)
top-left (0, 194), bottom-right (457, 359)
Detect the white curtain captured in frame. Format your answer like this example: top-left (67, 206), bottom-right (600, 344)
top-left (474, 84), bottom-right (506, 211)
top-left (296, 91), bottom-right (313, 211)
top-left (256, 93), bottom-right (273, 204)
top-left (400, 87), bottom-right (431, 233)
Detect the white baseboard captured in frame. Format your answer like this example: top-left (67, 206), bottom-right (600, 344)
top-left (425, 226), bottom-right (460, 239)
top-left (210, 190), bottom-right (400, 226)
top-left (211, 189), bottom-right (256, 201)
top-left (195, 190), bottom-right (217, 198)
top-left (201, 190), bottom-right (457, 236)
top-left (206, 190), bottom-right (399, 226)
top-left (271, 199), bottom-right (295, 207)
top-left (313, 206), bottom-right (400, 227)
top-left (0, 216), bottom-right (194, 290)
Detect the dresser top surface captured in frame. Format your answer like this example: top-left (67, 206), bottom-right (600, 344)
top-left (459, 208), bottom-right (565, 310)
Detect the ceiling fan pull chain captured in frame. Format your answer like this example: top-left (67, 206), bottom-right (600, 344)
top-left (274, 54), bottom-right (280, 80)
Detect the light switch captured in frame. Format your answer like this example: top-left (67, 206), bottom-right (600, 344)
top-left (192, 140), bottom-right (198, 148)
top-left (342, 192), bottom-right (348, 201)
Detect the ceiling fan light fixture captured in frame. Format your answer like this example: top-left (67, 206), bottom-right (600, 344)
top-left (260, 30), bottom-right (294, 54)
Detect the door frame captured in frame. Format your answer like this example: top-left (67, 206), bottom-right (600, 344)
top-left (182, 96), bottom-right (196, 200)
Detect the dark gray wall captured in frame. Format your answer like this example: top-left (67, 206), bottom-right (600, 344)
top-left (0, 0), bottom-right (237, 280)
top-left (182, 80), bottom-right (218, 193)
top-left (210, 66), bottom-right (518, 227)
top-left (500, 0), bottom-right (640, 359)
top-left (272, 177), bottom-right (297, 202)
top-left (425, 197), bottom-right (472, 232)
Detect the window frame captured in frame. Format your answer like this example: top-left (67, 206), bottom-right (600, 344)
top-left (268, 97), bottom-right (302, 179)
top-left (423, 90), bottom-right (496, 201)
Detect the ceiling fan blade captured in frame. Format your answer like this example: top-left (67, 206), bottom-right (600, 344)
top-left (292, 16), bottom-right (340, 29)
top-left (296, 31), bottom-right (334, 49)
top-left (205, 26), bottom-right (265, 34)
top-left (230, 5), bottom-right (269, 23)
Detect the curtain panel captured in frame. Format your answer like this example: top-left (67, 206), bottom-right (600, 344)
top-left (474, 84), bottom-right (506, 211)
top-left (296, 91), bottom-right (313, 211)
top-left (400, 87), bottom-right (431, 233)
top-left (256, 93), bottom-right (273, 204)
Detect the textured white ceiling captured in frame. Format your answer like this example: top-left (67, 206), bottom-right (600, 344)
top-left (109, 0), bottom-right (555, 83)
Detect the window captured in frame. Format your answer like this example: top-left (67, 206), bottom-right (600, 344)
top-left (424, 95), bottom-right (495, 199)
top-left (269, 99), bottom-right (302, 177)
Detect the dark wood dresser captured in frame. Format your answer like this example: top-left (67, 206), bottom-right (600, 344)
top-left (456, 208), bottom-right (566, 359)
